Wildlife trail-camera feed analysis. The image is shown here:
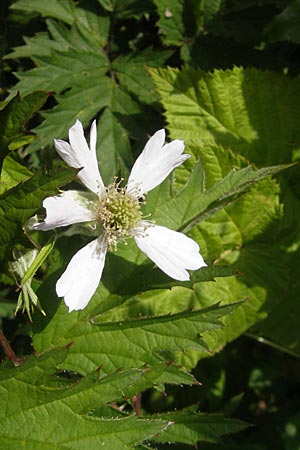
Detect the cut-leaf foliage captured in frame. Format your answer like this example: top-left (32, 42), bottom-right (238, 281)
top-left (0, 346), bottom-right (170, 450)
top-left (0, 167), bottom-right (78, 260)
top-left (151, 65), bottom-right (300, 356)
top-left (264, 0), bottom-right (300, 44)
top-left (30, 137), bottom-right (288, 370)
top-left (150, 66), bottom-right (300, 166)
top-left (0, 92), bottom-right (48, 171)
top-left (33, 284), bottom-right (242, 374)
top-left (7, 0), bottom-right (168, 179)
top-left (153, 409), bottom-right (248, 446)
top-left (0, 154), bottom-right (33, 194)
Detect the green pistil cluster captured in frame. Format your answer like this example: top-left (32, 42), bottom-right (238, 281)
top-left (97, 182), bottom-right (142, 249)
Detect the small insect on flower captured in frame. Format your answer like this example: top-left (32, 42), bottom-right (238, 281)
top-left (32, 120), bottom-right (206, 312)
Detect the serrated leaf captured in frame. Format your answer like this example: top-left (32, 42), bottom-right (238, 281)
top-left (96, 106), bottom-right (132, 185)
top-left (97, 0), bottom-right (154, 18)
top-left (264, 0), bottom-right (300, 44)
top-left (0, 346), bottom-right (168, 450)
top-left (144, 159), bottom-right (290, 233)
top-left (33, 279), bottom-right (241, 373)
top-left (28, 74), bottom-right (113, 152)
top-left (74, 6), bottom-right (110, 48)
top-left (7, 6), bottom-right (112, 152)
top-left (153, 0), bottom-right (185, 46)
top-left (112, 49), bottom-right (172, 105)
top-left (0, 92), bottom-right (48, 170)
top-left (150, 66), bottom-right (300, 166)
top-left (252, 246), bottom-right (300, 356)
top-left (201, 0), bottom-right (223, 24)
top-left (103, 251), bottom-right (236, 295)
top-left (7, 2), bottom-right (162, 166)
top-left (11, 0), bottom-right (75, 24)
top-left (153, 410), bottom-right (248, 445)
top-left (0, 167), bottom-right (78, 259)
top-left (14, 49), bottom-right (108, 95)
top-left (0, 154), bottom-right (32, 194)
top-left (149, 65), bottom-right (299, 361)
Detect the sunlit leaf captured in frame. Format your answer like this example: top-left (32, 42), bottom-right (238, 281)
top-left (0, 346), bottom-right (169, 450)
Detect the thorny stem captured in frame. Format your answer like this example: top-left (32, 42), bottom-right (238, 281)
top-left (133, 393), bottom-right (142, 416)
top-left (0, 329), bottom-right (23, 366)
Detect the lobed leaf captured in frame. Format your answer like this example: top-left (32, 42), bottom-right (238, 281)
top-left (10, 0), bottom-right (75, 24)
top-left (0, 167), bottom-right (78, 259)
top-left (150, 66), bottom-right (300, 166)
top-left (0, 92), bottom-right (48, 170)
top-left (153, 409), bottom-right (248, 445)
top-left (33, 289), bottom-right (242, 374)
top-left (264, 0), bottom-right (300, 44)
top-left (150, 65), bottom-right (299, 360)
top-left (0, 346), bottom-right (169, 450)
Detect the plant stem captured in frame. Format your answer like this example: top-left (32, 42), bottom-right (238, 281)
top-left (0, 329), bottom-right (23, 366)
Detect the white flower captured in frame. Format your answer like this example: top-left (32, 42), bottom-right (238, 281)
top-left (33, 120), bottom-right (206, 311)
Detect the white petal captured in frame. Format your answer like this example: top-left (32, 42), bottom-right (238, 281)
top-left (127, 129), bottom-right (189, 196)
top-left (89, 120), bottom-right (97, 156)
top-left (54, 120), bottom-right (104, 195)
top-left (56, 236), bottom-right (107, 311)
top-left (134, 224), bottom-right (206, 281)
top-left (32, 191), bottom-right (95, 231)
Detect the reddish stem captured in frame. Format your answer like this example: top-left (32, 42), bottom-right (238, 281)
top-left (0, 329), bottom-right (23, 366)
top-left (133, 393), bottom-right (142, 416)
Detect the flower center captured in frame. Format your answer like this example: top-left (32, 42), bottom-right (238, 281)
top-left (96, 182), bottom-right (142, 249)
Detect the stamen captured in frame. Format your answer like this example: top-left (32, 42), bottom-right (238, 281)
top-left (96, 181), bottom-right (143, 250)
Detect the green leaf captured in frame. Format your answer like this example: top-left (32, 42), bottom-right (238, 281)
top-left (96, 107), bottom-right (132, 185)
top-left (264, 0), bottom-right (300, 44)
top-left (201, 0), bottom-right (223, 25)
top-left (28, 74), bottom-right (113, 153)
top-left (22, 242), bottom-right (54, 285)
top-left (0, 346), bottom-right (169, 450)
top-left (112, 49), bottom-right (172, 105)
top-left (144, 159), bottom-right (290, 233)
top-left (0, 92), bottom-right (48, 170)
top-left (14, 49), bottom-right (108, 96)
top-left (10, 247), bottom-right (50, 319)
top-left (153, 0), bottom-right (185, 46)
top-left (150, 66), bottom-right (300, 166)
top-left (149, 65), bottom-right (299, 361)
top-left (252, 248), bottom-right (300, 357)
top-left (0, 154), bottom-right (32, 194)
top-left (153, 410), bottom-right (248, 445)
top-left (96, 0), bottom-right (154, 18)
top-left (11, 0), bottom-right (76, 24)
top-left (7, 7), bottom-right (111, 152)
top-left (0, 167), bottom-right (78, 259)
top-left (102, 253), bottom-right (237, 295)
top-left (6, 2), bottom-right (163, 168)
top-left (33, 291), bottom-right (241, 374)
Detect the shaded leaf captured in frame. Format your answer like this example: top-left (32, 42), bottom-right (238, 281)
top-left (153, 410), bottom-right (248, 445)
top-left (0, 167), bottom-right (78, 259)
top-left (153, 0), bottom-right (185, 46)
top-left (10, 0), bottom-right (75, 24)
top-left (0, 154), bottom-right (32, 194)
top-left (264, 0), bottom-right (300, 44)
top-left (0, 92), bottom-right (48, 170)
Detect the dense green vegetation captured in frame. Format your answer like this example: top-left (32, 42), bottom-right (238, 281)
top-left (1, 1), bottom-right (300, 448)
